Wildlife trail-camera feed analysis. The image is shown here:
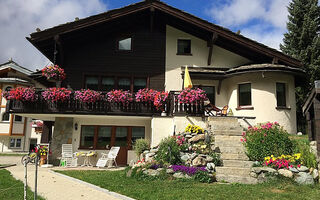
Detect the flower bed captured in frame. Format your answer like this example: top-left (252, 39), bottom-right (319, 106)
top-left (170, 165), bottom-right (207, 175)
top-left (74, 89), bottom-right (102, 103)
top-left (3, 87), bottom-right (38, 102)
top-left (41, 65), bottom-right (66, 81)
top-left (177, 88), bottom-right (207, 104)
top-left (41, 88), bottom-right (72, 102)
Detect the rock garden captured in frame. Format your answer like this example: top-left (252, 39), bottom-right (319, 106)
top-left (242, 122), bottom-right (319, 184)
top-left (127, 124), bottom-right (221, 183)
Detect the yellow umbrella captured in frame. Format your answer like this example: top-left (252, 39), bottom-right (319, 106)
top-left (184, 66), bottom-right (193, 89)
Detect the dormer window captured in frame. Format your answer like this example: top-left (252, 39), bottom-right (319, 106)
top-left (177, 39), bottom-right (191, 55)
top-left (117, 37), bottom-right (132, 51)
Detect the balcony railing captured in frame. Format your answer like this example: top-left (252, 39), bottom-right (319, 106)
top-left (6, 90), bottom-right (205, 117)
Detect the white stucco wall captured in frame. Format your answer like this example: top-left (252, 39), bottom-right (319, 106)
top-left (165, 25), bottom-right (251, 91)
top-left (221, 72), bottom-right (297, 133)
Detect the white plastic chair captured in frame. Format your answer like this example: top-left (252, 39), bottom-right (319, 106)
top-left (60, 144), bottom-right (78, 167)
top-left (99, 147), bottom-right (120, 168)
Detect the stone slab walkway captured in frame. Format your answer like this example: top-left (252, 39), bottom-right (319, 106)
top-left (1, 156), bottom-right (133, 200)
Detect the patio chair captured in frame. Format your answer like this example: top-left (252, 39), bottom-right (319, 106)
top-left (60, 144), bottom-right (78, 167)
top-left (98, 146), bottom-right (120, 168)
top-left (205, 104), bottom-right (229, 116)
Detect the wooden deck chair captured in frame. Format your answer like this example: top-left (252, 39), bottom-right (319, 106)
top-left (205, 103), bottom-right (221, 116)
top-left (99, 146), bottom-right (120, 168)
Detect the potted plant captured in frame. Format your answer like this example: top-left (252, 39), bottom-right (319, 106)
top-left (74, 89), bottom-right (102, 110)
top-left (107, 90), bottom-right (133, 111)
top-left (37, 145), bottom-right (49, 166)
top-left (154, 91), bottom-right (168, 115)
top-left (41, 88), bottom-right (72, 111)
top-left (135, 88), bottom-right (158, 112)
top-left (41, 65), bottom-right (66, 87)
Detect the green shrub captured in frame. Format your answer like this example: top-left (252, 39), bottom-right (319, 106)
top-left (133, 139), bottom-right (150, 157)
top-left (155, 136), bottom-right (181, 165)
top-left (193, 170), bottom-right (213, 183)
top-left (243, 122), bottom-right (294, 161)
top-left (293, 140), bottom-right (318, 169)
top-left (208, 152), bottom-right (222, 166)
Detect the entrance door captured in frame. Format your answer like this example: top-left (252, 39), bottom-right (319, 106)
top-left (114, 127), bottom-right (129, 165)
top-left (29, 139), bottom-right (37, 152)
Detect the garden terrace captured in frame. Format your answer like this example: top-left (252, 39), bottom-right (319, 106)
top-left (5, 90), bottom-right (205, 117)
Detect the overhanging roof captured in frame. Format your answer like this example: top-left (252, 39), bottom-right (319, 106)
top-left (27, 0), bottom-right (302, 68)
top-left (0, 60), bottom-right (34, 76)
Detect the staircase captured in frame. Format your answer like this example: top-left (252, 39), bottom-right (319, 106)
top-left (208, 117), bottom-right (257, 184)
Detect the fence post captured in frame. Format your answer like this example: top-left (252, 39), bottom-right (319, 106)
top-left (24, 160), bottom-right (27, 200)
top-left (34, 155), bottom-right (38, 200)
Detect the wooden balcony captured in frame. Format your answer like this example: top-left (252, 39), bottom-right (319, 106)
top-left (5, 91), bottom-right (205, 117)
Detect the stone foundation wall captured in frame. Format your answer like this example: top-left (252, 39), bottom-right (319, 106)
top-left (51, 117), bottom-right (73, 165)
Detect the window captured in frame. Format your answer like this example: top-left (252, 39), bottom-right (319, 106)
top-left (198, 86), bottom-right (215, 105)
top-left (276, 83), bottom-right (286, 107)
top-left (238, 83), bottom-right (252, 106)
top-left (80, 125), bottom-right (145, 149)
top-left (134, 78), bottom-right (147, 92)
top-left (14, 115), bottom-right (22, 122)
top-left (117, 37), bottom-right (132, 51)
top-left (177, 39), bottom-right (191, 55)
top-left (101, 77), bottom-right (115, 91)
top-left (2, 113), bottom-right (9, 121)
top-left (84, 75), bottom-right (147, 92)
top-left (132, 127), bottom-right (145, 144)
top-left (97, 127), bottom-right (112, 149)
top-left (9, 138), bottom-right (21, 148)
top-left (118, 78), bottom-right (131, 91)
top-left (80, 126), bottom-right (95, 149)
top-left (85, 76), bottom-right (99, 90)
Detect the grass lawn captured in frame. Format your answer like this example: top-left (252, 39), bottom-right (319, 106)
top-left (0, 169), bottom-right (45, 200)
top-left (58, 170), bottom-right (320, 200)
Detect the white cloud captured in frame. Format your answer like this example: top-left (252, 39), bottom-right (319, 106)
top-left (206, 0), bottom-right (291, 49)
top-left (0, 0), bottom-right (107, 71)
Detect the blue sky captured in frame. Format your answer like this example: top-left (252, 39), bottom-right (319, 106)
top-left (0, 0), bottom-right (294, 70)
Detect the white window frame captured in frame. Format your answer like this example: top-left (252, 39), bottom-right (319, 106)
top-left (9, 138), bottom-right (22, 149)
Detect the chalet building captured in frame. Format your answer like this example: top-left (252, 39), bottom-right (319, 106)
top-left (0, 60), bottom-right (43, 152)
top-left (6, 0), bottom-right (305, 165)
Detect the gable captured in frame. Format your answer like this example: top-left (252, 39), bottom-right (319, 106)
top-left (166, 25), bottom-right (251, 68)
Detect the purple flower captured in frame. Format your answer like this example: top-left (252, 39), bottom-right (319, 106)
top-left (170, 165), bottom-right (207, 175)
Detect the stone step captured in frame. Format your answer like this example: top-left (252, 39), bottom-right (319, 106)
top-left (215, 141), bottom-right (243, 147)
top-left (208, 117), bottom-right (239, 124)
top-left (216, 167), bottom-right (251, 176)
top-left (221, 153), bottom-right (249, 160)
top-left (216, 174), bottom-right (258, 184)
top-left (223, 160), bottom-right (254, 168)
top-left (213, 130), bottom-right (244, 136)
top-left (215, 135), bottom-right (243, 142)
top-left (218, 146), bottom-right (245, 154)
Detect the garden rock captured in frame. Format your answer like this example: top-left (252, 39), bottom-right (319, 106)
top-left (143, 150), bottom-right (150, 154)
top-left (250, 172), bottom-right (258, 178)
top-left (150, 148), bottom-right (158, 153)
top-left (257, 173), bottom-right (267, 183)
top-left (312, 169), bottom-right (319, 179)
top-left (181, 154), bottom-right (190, 162)
top-left (191, 133), bottom-right (197, 136)
top-left (295, 172), bottom-right (314, 185)
top-left (126, 169), bottom-right (133, 177)
top-left (185, 135), bottom-right (192, 138)
top-left (192, 156), bottom-right (207, 166)
top-left (278, 169), bottom-right (293, 178)
top-left (173, 172), bottom-right (185, 179)
top-left (166, 168), bottom-right (174, 174)
top-left (251, 167), bottom-right (276, 174)
top-left (157, 168), bottom-right (164, 172)
top-left (206, 163), bottom-right (215, 170)
top-left (190, 153), bottom-right (198, 160)
top-left (188, 134), bottom-right (205, 143)
top-left (205, 156), bottom-right (213, 162)
top-left (185, 174), bottom-right (192, 179)
top-left (289, 167), bottom-right (299, 173)
top-left (129, 160), bottom-right (135, 167)
top-left (143, 169), bottom-right (160, 176)
top-left (297, 165), bottom-right (309, 172)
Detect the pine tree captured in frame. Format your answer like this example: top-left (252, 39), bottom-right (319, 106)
top-left (280, 0), bottom-right (320, 132)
